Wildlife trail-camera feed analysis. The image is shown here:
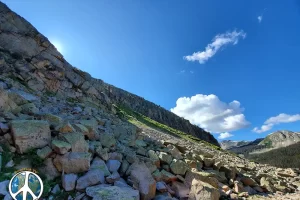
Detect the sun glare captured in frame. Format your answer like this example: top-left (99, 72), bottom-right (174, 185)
top-left (51, 40), bottom-right (63, 53)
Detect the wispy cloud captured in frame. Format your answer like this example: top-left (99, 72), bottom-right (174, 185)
top-left (258, 8), bottom-right (267, 23)
top-left (258, 15), bottom-right (263, 23)
top-left (184, 30), bottom-right (246, 64)
top-left (218, 132), bottom-right (234, 139)
top-left (253, 113), bottom-right (300, 133)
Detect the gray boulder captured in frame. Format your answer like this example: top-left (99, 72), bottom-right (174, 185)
top-left (86, 184), bottom-right (139, 200)
top-left (10, 120), bottom-right (51, 154)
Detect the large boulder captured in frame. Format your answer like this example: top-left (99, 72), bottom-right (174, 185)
top-left (62, 173), bottom-right (78, 191)
top-left (90, 157), bottom-right (111, 176)
top-left (127, 162), bottom-right (156, 200)
top-left (185, 169), bottom-right (218, 188)
top-left (189, 179), bottom-right (220, 200)
top-left (170, 159), bottom-right (188, 175)
top-left (86, 184), bottom-right (139, 200)
top-left (53, 152), bottom-right (91, 173)
top-left (60, 132), bottom-right (89, 152)
top-left (0, 89), bottom-right (19, 113)
top-left (76, 169), bottom-right (105, 190)
top-left (38, 158), bottom-right (60, 181)
top-left (158, 152), bottom-right (172, 164)
top-left (10, 120), bottom-right (51, 153)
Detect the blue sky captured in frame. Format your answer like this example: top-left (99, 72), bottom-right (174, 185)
top-left (3, 0), bottom-right (300, 141)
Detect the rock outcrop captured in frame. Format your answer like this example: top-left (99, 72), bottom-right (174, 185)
top-left (0, 1), bottom-right (218, 147)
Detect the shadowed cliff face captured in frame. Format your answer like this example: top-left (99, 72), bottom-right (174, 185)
top-left (0, 2), bottom-right (219, 146)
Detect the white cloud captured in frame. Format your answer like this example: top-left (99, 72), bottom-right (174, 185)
top-left (170, 94), bottom-right (250, 133)
top-left (184, 30), bottom-right (246, 64)
top-left (253, 113), bottom-right (300, 133)
top-left (258, 15), bottom-right (263, 23)
top-left (218, 132), bottom-right (234, 139)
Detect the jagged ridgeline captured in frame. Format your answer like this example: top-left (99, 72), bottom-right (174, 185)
top-left (0, 2), bottom-right (218, 147)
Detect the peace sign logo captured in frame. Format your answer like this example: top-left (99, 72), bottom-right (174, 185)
top-left (8, 171), bottom-right (43, 200)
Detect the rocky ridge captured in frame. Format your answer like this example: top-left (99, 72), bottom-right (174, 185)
top-left (0, 1), bottom-right (300, 200)
top-left (220, 141), bottom-right (251, 150)
top-left (0, 1), bottom-right (218, 147)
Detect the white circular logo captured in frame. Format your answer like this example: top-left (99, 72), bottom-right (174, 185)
top-left (9, 171), bottom-right (43, 200)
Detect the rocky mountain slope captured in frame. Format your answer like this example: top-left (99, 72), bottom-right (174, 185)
top-left (0, 2), bottom-right (300, 200)
top-left (226, 139), bottom-right (264, 156)
top-left (258, 130), bottom-right (300, 149)
top-left (224, 131), bottom-right (300, 157)
top-left (220, 140), bottom-right (251, 150)
top-left (0, 1), bottom-right (218, 147)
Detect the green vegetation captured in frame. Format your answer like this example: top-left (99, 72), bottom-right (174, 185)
top-left (259, 137), bottom-right (273, 148)
top-left (115, 105), bottom-right (222, 151)
top-left (248, 142), bottom-right (300, 168)
top-left (0, 144), bottom-right (15, 181)
top-left (45, 90), bottom-right (56, 97)
top-left (66, 97), bottom-right (78, 103)
top-left (0, 145), bottom-right (45, 181)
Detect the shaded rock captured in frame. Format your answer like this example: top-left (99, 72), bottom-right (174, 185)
top-left (234, 181), bottom-right (246, 193)
top-left (0, 180), bottom-right (9, 196)
top-left (108, 152), bottom-right (123, 162)
top-left (171, 181), bottom-right (189, 199)
top-left (75, 122), bottom-right (96, 140)
top-left (128, 162), bottom-right (156, 200)
top-left (52, 139), bottom-right (71, 154)
top-left (167, 145), bottom-right (183, 160)
top-left (158, 152), bottom-right (172, 164)
top-left (95, 146), bottom-right (109, 161)
top-left (57, 122), bottom-right (75, 133)
top-left (106, 172), bottom-right (121, 183)
top-left (136, 140), bottom-right (147, 147)
top-left (20, 103), bottom-right (39, 115)
top-left (36, 146), bottom-right (52, 159)
top-left (61, 132), bottom-right (89, 152)
top-left (148, 150), bottom-right (160, 167)
top-left (244, 186), bottom-right (257, 195)
top-left (219, 165), bottom-right (237, 180)
top-left (106, 159), bottom-right (121, 173)
top-left (99, 132), bottom-right (116, 148)
top-left (241, 176), bottom-right (258, 187)
top-left (10, 120), bottom-right (51, 154)
top-left (203, 157), bottom-right (215, 168)
top-left (38, 158), bottom-right (60, 180)
top-left (161, 169), bottom-right (177, 183)
top-left (76, 169), bottom-right (105, 190)
top-left (185, 169), bottom-right (218, 188)
top-left (62, 173), bottom-right (78, 192)
top-left (53, 152), bottom-right (91, 173)
top-left (120, 159), bottom-right (129, 176)
top-left (156, 181), bottom-right (167, 192)
top-left (41, 113), bottom-right (62, 127)
top-left (189, 179), bottom-right (220, 200)
top-left (152, 170), bottom-right (163, 182)
top-left (86, 184), bottom-right (139, 200)
top-left (90, 157), bottom-right (111, 176)
top-left (170, 159), bottom-right (188, 175)
top-left (51, 184), bottom-right (60, 194)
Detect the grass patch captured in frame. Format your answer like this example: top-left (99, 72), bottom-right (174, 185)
top-left (115, 105), bottom-right (222, 151)
top-left (66, 97), bottom-right (78, 103)
top-left (0, 145), bottom-right (45, 182)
